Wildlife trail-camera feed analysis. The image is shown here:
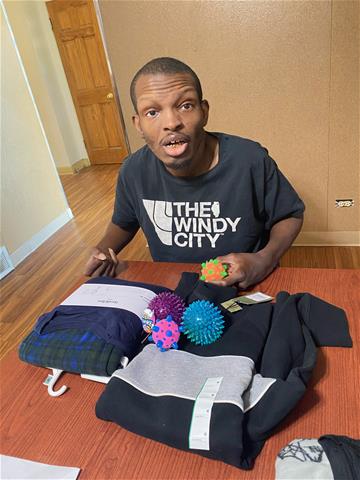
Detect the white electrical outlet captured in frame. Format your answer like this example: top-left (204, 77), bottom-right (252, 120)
top-left (335, 199), bottom-right (354, 208)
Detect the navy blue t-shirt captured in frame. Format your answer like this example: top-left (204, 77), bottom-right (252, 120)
top-left (112, 133), bottom-right (305, 262)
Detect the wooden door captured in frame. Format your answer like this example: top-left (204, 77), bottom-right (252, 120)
top-left (46, 0), bottom-right (128, 164)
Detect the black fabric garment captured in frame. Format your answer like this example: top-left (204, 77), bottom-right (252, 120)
top-left (96, 273), bottom-right (352, 470)
top-left (319, 435), bottom-right (360, 480)
top-left (174, 271), bottom-right (237, 305)
top-left (112, 133), bottom-right (305, 262)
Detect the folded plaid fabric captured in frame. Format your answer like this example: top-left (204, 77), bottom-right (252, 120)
top-left (19, 328), bottom-right (126, 376)
top-left (18, 277), bottom-right (171, 375)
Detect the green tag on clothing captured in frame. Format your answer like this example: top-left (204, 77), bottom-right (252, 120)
top-left (221, 297), bottom-right (243, 312)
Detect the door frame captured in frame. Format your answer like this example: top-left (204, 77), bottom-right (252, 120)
top-left (93, 0), bottom-right (131, 155)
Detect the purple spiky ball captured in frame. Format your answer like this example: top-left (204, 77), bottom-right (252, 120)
top-left (148, 292), bottom-right (186, 325)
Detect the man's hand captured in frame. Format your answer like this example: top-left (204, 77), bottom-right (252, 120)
top-left (213, 252), bottom-right (274, 289)
top-left (83, 222), bottom-right (138, 277)
top-left (211, 217), bottom-right (303, 289)
top-left (84, 247), bottom-right (120, 278)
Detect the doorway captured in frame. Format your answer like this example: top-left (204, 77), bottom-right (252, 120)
top-left (46, 0), bottom-right (129, 165)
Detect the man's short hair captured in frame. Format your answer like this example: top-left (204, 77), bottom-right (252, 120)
top-left (130, 57), bottom-right (203, 112)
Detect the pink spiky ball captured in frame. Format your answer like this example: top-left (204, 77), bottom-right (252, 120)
top-left (149, 315), bottom-right (182, 352)
top-left (148, 292), bottom-right (186, 325)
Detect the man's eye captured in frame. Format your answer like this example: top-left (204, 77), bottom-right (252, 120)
top-left (145, 110), bottom-right (158, 118)
top-left (180, 103), bottom-right (193, 111)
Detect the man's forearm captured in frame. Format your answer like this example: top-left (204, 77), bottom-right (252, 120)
top-left (257, 216), bottom-right (303, 269)
top-left (96, 221), bottom-right (139, 255)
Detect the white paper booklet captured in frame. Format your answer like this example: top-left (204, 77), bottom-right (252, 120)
top-left (61, 283), bottom-right (157, 319)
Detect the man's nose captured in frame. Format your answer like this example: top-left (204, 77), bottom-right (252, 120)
top-left (163, 109), bottom-right (183, 131)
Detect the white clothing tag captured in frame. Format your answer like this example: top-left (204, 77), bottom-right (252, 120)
top-left (237, 291), bottom-right (273, 305)
top-left (120, 356), bottom-right (129, 368)
top-left (61, 284), bottom-right (157, 319)
top-left (245, 292), bottom-right (273, 302)
top-left (189, 377), bottom-right (223, 451)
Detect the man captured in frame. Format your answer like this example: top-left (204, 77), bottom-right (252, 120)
top-left (84, 57), bottom-right (304, 288)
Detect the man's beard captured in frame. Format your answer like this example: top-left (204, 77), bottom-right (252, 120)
top-left (166, 157), bottom-right (193, 171)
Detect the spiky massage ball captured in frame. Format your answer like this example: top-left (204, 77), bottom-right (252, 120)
top-left (148, 315), bottom-right (182, 352)
top-left (181, 300), bottom-right (225, 345)
top-left (148, 292), bottom-right (186, 325)
top-left (200, 259), bottom-right (228, 282)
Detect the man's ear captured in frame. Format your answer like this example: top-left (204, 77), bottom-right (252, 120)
top-left (132, 114), bottom-right (144, 137)
top-left (201, 100), bottom-right (209, 127)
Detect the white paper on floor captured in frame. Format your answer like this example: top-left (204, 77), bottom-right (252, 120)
top-left (0, 454), bottom-right (80, 480)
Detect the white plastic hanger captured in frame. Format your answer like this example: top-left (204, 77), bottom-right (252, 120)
top-left (45, 368), bottom-right (68, 397)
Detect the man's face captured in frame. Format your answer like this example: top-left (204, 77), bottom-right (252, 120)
top-left (132, 73), bottom-right (209, 175)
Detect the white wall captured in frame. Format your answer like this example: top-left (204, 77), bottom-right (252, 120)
top-left (3, 0), bottom-right (87, 170)
top-left (1, 3), bottom-right (72, 267)
top-left (100, 0), bottom-right (359, 245)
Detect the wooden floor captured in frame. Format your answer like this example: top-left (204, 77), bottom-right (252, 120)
top-left (1, 164), bottom-right (359, 360)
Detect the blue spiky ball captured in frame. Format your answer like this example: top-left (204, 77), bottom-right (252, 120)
top-left (181, 300), bottom-right (225, 345)
top-left (148, 292), bottom-right (186, 325)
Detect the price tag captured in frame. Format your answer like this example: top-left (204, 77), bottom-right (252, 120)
top-left (189, 377), bottom-right (223, 450)
top-left (237, 292), bottom-right (273, 305)
top-left (221, 292), bottom-right (273, 311)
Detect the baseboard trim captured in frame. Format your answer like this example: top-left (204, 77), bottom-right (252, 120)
top-left (10, 208), bottom-right (74, 267)
top-left (57, 158), bottom-right (90, 175)
top-left (295, 231), bottom-right (360, 246)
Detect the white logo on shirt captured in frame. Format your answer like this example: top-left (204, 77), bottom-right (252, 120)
top-left (142, 200), bottom-right (241, 248)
